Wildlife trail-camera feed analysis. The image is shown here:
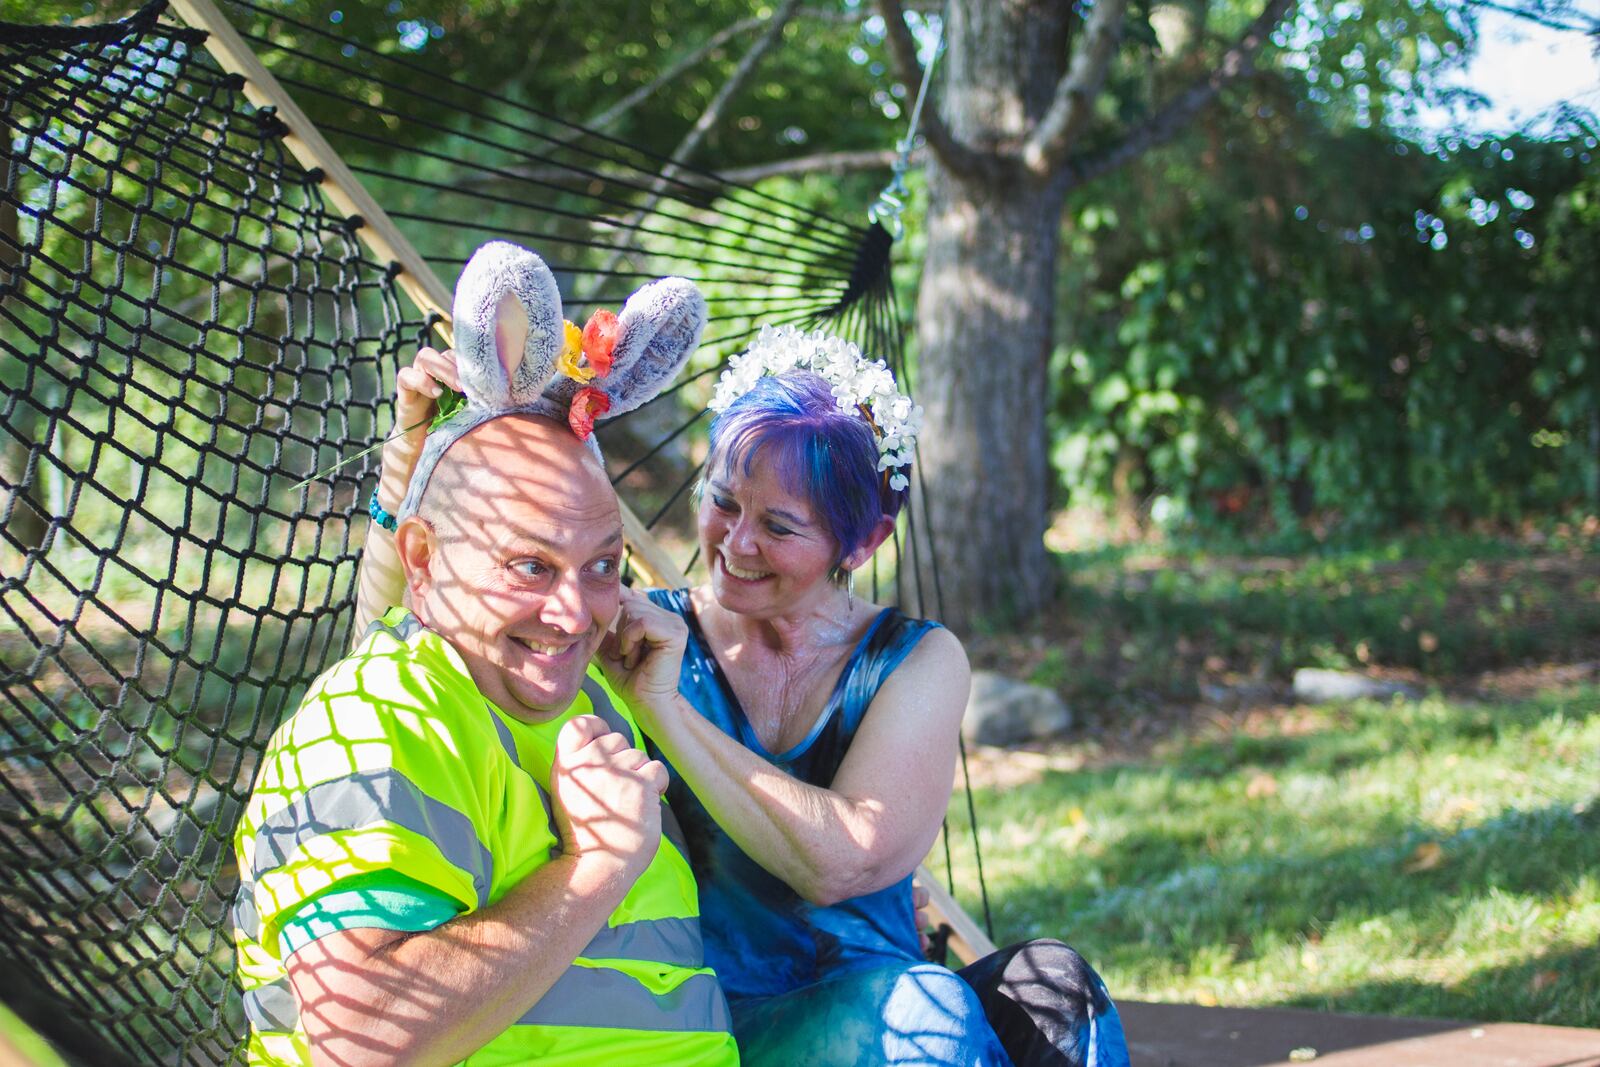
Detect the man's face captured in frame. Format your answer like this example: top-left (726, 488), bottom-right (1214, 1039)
top-left (403, 418), bottom-right (623, 721)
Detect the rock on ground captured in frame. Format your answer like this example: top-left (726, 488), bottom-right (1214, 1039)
top-left (962, 670), bottom-right (1073, 747)
top-left (1292, 668), bottom-right (1420, 704)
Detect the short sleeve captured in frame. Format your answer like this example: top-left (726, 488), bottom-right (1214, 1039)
top-left (238, 638), bottom-right (503, 960)
top-left (277, 870), bottom-right (463, 958)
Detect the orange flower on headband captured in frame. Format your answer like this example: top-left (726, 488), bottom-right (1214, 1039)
top-left (582, 309), bottom-right (620, 378)
top-left (567, 386), bottom-right (612, 441)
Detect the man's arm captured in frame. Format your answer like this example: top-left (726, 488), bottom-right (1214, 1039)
top-left (284, 715), bottom-right (668, 1067)
top-left (353, 347), bottom-right (458, 641)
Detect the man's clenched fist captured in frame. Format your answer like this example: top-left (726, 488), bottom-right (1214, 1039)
top-left (549, 714), bottom-right (669, 882)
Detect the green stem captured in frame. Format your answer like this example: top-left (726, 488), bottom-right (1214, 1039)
top-left (289, 390), bottom-right (466, 493)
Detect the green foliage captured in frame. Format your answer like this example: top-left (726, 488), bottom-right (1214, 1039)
top-left (937, 683), bottom-right (1600, 1025)
top-left (1054, 72), bottom-right (1600, 531)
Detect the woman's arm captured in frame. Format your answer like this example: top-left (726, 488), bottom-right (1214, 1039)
top-left (352, 347), bottom-right (458, 642)
top-left (603, 589), bottom-right (970, 906)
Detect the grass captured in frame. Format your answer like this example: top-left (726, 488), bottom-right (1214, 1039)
top-left (939, 526), bottom-right (1600, 1027)
top-left (941, 655), bottom-right (1600, 1027)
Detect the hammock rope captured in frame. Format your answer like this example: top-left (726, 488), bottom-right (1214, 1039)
top-left (0, 2), bottom-right (990, 1061)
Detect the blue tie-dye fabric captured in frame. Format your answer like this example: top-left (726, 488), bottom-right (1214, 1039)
top-left (647, 588), bottom-right (937, 1000)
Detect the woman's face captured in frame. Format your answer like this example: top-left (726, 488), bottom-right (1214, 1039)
top-left (698, 450), bottom-right (841, 619)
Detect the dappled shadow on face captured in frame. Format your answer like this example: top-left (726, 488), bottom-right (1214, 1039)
top-left (408, 416), bottom-right (623, 718)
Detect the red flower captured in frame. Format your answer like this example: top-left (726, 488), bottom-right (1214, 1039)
top-left (567, 386), bottom-right (612, 441)
top-left (581, 309), bottom-right (620, 378)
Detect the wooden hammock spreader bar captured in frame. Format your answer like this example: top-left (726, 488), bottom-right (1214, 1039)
top-left (169, 0), bottom-right (995, 966)
top-left (167, 0), bottom-right (683, 590)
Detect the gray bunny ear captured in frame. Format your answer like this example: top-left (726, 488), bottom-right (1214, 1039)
top-left (452, 241), bottom-right (564, 408)
top-left (590, 277), bottom-right (706, 418)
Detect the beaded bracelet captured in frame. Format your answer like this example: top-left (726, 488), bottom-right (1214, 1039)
top-left (368, 492), bottom-right (398, 532)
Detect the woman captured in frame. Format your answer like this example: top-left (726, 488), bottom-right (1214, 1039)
top-left (362, 328), bottom-right (1127, 1067)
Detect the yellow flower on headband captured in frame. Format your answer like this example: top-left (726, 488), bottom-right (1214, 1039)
top-left (556, 319), bottom-right (595, 383)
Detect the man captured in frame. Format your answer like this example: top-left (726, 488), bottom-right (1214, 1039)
top-left (232, 413), bottom-right (738, 1066)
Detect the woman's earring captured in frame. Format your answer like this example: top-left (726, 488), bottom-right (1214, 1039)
top-left (846, 568), bottom-right (856, 613)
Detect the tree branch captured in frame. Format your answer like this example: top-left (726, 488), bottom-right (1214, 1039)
top-left (585, 15), bottom-right (769, 133)
top-left (581, 0), bottom-right (806, 295)
top-left (1021, 0), bottom-right (1134, 177)
top-left (875, 0), bottom-right (1007, 181)
top-left (1064, 0), bottom-right (1294, 191)
top-left (715, 146), bottom-right (923, 183)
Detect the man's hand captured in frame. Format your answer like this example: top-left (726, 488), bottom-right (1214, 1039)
top-left (549, 714), bottom-right (668, 884)
top-left (597, 587), bottom-right (689, 717)
top-left (912, 879), bottom-right (933, 957)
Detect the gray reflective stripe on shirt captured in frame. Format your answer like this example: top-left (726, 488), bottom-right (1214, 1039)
top-left (362, 612), bottom-right (424, 645)
top-left (487, 708), bottom-right (562, 856)
top-left (233, 881), bottom-right (260, 941)
top-left (582, 915), bottom-right (704, 969)
top-left (660, 799), bottom-right (688, 864)
top-left (252, 768), bottom-right (493, 909)
top-left (488, 710), bottom-right (521, 768)
top-left (535, 779), bottom-right (561, 859)
top-left (244, 943), bottom-right (721, 1037)
top-left (519, 968), bottom-right (731, 1034)
top-left (243, 978), bottom-right (299, 1032)
top-left (581, 677), bottom-right (633, 741)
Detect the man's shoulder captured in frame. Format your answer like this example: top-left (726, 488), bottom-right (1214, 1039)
top-left (260, 611), bottom-right (493, 780)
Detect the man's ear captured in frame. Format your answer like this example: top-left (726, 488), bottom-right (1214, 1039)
top-left (394, 516), bottom-right (439, 604)
top-left (842, 515), bottom-right (896, 572)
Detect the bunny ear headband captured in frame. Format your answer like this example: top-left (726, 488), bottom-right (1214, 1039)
top-left (396, 241), bottom-right (706, 521)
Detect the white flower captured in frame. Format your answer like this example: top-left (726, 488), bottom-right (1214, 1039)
top-left (710, 327), bottom-right (920, 489)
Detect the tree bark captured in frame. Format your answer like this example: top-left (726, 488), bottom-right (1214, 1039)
top-left (912, 0), bottom-right (1071, 629)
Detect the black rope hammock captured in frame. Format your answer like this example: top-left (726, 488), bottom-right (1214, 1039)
top-left (0, 2), bottom-right (989, 1062)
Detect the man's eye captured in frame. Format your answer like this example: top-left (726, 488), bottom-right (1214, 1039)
top-left (511, 559), bottom-right (548, 579)
top-left (591, 557), bottom-right (620, 577)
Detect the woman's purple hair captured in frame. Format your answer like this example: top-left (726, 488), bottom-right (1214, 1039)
top-left (706, 370), bottom-right (908, 565)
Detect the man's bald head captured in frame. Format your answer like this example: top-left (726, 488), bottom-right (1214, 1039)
top-left (416, 414), bottom-right (617, 541)
top-left (396, 413), bottom-right (625, 720)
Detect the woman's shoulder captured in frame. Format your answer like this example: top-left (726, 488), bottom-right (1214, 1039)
top-left (858, 605), bottom-right (966, 687)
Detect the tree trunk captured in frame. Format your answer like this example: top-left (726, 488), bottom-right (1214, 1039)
top-left (913, 0), bottom-right (1070, 629)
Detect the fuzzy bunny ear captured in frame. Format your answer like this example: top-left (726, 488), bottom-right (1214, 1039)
top-left (396, 241), bottom-right (565, 520)
top-left (452, 241), bottom-right (565, 408)
top-left (540, 277), bottom-right (706, 422)
top-left (603, 278), bottom-right (707, 417)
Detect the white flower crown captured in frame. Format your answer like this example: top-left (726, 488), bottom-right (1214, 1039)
top-left (708, 325), bottom-right (922, 492)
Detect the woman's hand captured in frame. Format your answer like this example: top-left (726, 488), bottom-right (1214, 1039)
top-left (597, 587), bottom-right (688, 726)
top-left (380, 346), bottom-right (461, 503)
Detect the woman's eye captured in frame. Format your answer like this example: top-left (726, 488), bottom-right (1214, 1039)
top-left (767, 523), bottom-right (793, 537)
top-left (711, 494), bottom-right (735, 512)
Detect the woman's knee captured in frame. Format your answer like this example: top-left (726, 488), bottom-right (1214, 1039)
top-left (877, 963), bottom-right (1008, 1065)
top-left (881, 962), bottom-right (990, 1026)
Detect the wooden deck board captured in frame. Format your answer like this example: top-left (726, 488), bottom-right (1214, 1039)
top-left (1122, 1000), bottom-right (1600, 1067)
